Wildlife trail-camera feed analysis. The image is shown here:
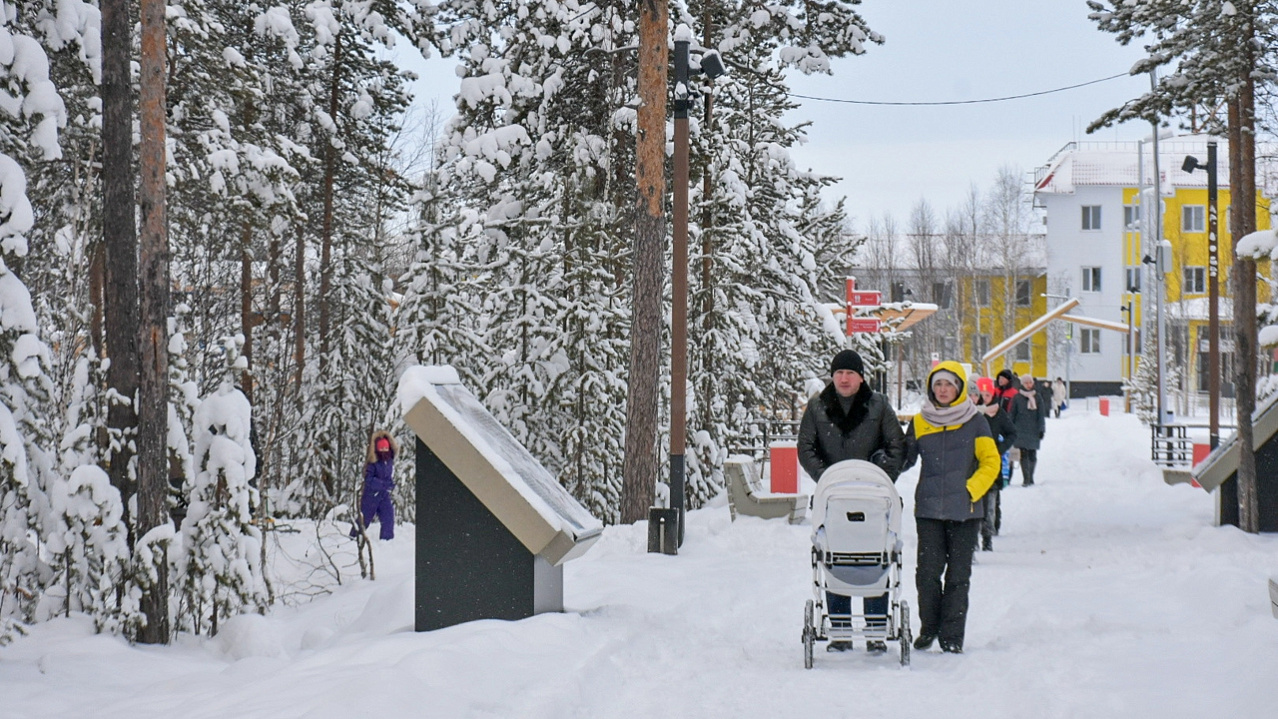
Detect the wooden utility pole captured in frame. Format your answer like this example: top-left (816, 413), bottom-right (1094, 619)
top-left (99, 0), bottom-right (140, 530)
top-left (136, 0), bottom-right (172, 644)
top-left (1229, 57), bottom-right (1260, 533)
top-left (621, 0), bottom-right (668, 523)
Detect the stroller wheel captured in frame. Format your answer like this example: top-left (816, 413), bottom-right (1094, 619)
top-left (899, 601), bottom-right (911, 668)
top-left (803, 600), bottom-right (815, 669)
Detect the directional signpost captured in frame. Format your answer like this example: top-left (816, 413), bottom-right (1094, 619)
top-left (845, 277), bottom-right (883, 336)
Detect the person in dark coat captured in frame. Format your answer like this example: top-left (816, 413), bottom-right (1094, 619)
top-left (1009, 374), bottom-right (1046, 487)
top-left (351, 429), bottom-right (398, 540)
top-left (973, 377), bottom-right (1016, 551)
top-left (903, 362), bottom-right (1001, 654)
top-left (1034, 377), bottom-right (1054, 426)
top-left (798, 348), bottom-right (906, 653)
top-left (993, 368), bottom-right (1019, 415)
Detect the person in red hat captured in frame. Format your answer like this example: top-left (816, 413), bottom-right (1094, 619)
top-left (972, 377), bottom-right (1016, 551)
top-left (351, 430), bottom-right (399, 540)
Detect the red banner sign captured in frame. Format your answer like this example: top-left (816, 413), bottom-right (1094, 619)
top-left (846, 318), bottom-right (881, 334)
top-left (848, 291), bottom-right (881, 307)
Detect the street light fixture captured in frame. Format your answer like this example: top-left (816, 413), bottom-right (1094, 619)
top-left (667, 25), bottom-right (725, 550)
top-left (1183, 142), bottom-right (1220, 448)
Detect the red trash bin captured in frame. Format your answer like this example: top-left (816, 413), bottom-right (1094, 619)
top-left (1193, 443), bottom-right (1211, 467)
top-left (769, 441), bottom-right (798, 493)
top-left (1099, 398), bottom-right (1110, 416)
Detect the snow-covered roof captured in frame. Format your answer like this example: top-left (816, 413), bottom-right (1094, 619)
top-left (1032, 135), bottom-right (1278, 195)
top-left (399, 365), bottom-right (602, 565)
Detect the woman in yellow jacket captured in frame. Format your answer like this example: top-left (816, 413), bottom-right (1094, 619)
top-left (903, 361), bottom-right (1001, 654)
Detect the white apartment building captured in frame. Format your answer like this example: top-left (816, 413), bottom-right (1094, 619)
top-left (1032, 135), bottom-right (1273, 398)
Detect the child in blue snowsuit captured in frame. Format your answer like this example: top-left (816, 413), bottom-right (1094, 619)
top-left (352, 430), bottom-right (398, 540)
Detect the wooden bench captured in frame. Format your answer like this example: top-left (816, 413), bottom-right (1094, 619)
top-left (723, 456), bottom-right (807, 524)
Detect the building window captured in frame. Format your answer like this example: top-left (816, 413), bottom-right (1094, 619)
top-left (1125, 267), bottom-right (1142, 293)
top-left (1082, 267), bottom-right (1102, 292)
top-left (1184, 266), bottom-right (1206, 294)
top-left (1016, 279), bottom-right (1032, 306)
top-left (1082, 205), bottom-right (1102, 231)
top-left (1124, 204), bottom-right (1141, 230)
top-left (932, 281), bottom-right (952, 309)
top-left (975, 279), bottom-right (990, 307)
top-left (1016, 341), bottom-right (1031, 362)
top-left (1183, 205), bottom-right (1206, 233)
top-left (1080, 328), bottom-right (1101, 354)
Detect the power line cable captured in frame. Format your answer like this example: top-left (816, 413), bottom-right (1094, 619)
top-left (788, 72), bottom-right (1130, 106)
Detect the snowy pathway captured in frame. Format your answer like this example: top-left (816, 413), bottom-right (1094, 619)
top-left (3, 411), bottom-right (1276, 718)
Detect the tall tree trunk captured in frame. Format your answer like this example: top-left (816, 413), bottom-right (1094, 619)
top-left (89, 242), bottom-right (105, 361)
top-left (293, 224), bottom-right (306, 389)
top-left (100, 0), bottom-right (140, 532)
top-left (620, 0), bottom-right (668, 523)
top-left (136, 0), bottom-right (171, 645)
top-left (1230, 47), bottom-right (1260, 533)
top-left (240, 228), bottom-right (254, 404)
top-left (318, 32), bottom-right (342, 373)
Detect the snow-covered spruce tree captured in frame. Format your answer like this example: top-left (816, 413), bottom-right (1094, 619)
top-left (177, 336), bottom-right (265, 636)
top-left (682, 0), bottom-right (875, 506)
top-left (304, 248), bottom-right (399, 532)
top-left (393, 190), bottom-right (491, 386)
top-left (167, 304), bottom-right (198, 524)
top-left (423, 0), bottom-right (641, 520)
top-left (269, 1), bottom-right (427, 520)
top-left (39, 352), bottom-right (132, 632)
top-left (0, 6), bottom-right (82, 643)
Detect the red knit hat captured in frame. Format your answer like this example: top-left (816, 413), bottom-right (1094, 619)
top-left (975, 377), bottom-right (995, 396)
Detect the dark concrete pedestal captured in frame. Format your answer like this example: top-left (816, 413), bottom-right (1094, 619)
top-left (415, 439), bottom-right (564, 632)
top-left (1215, 437), bottom-right (1278, 532)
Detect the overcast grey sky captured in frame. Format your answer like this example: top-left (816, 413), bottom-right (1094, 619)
top-left (397, 1), bottom-right (1154, 230)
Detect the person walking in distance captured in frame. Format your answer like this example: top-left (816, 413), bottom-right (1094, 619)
top-left (973, 377), bottom-right (1016, 551)
top-left (798, 349), bottom-right (906, 653)
top-left (1052, 377), bottom-right (1067, 418)
top-left (1010, 374), bottom-right (1046, 487)
top-left (904, 362), bottom-right (1001, 654)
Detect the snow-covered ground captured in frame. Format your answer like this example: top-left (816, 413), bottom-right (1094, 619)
top-left (3, 409), bottom-right (1276, 718)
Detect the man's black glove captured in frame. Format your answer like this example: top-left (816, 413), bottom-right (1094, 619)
top-left (1039, 431), bottom-right (1045, 440)
top-left (870, 449), bottom-right (890, 470)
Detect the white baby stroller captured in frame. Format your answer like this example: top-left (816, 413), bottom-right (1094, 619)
top-left (802, 459), bottom-right (910, 668)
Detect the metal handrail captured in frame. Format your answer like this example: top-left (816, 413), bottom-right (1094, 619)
top-left (1151, 423), bottom-right (1194, 467)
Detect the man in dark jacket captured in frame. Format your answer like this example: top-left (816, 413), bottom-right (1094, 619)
top-left (798, 348), bottom-right (906, 653)
top-left (1010, 374), bottom-right (1046, 487)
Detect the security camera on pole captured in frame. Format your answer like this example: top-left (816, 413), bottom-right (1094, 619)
top-left (1182, 142), bottom-right (1220, 449)
top-left (652, 25), bottom-right (725, 555)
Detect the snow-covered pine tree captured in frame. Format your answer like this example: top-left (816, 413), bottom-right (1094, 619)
top-left (682, 1), bottom-right (873, 506)
top-left (36, 348), bottom-right (132, 633)
top-left (0, 4), bottom-right (82, 643)
top-left (177, 335), bottom-right (266, 636)
top-left (423, 0), bottom-right (641, 520)
top-left (1123, 324), bottom-right (1164, 425)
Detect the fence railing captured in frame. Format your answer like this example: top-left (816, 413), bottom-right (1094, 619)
top-left (725, 419), bottom-right (801, 461)
top-left (1151, 423), bottom-right (1193, 467)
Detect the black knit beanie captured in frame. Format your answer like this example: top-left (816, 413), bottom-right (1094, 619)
top-left (830, 349), bottom-right (865, 377)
